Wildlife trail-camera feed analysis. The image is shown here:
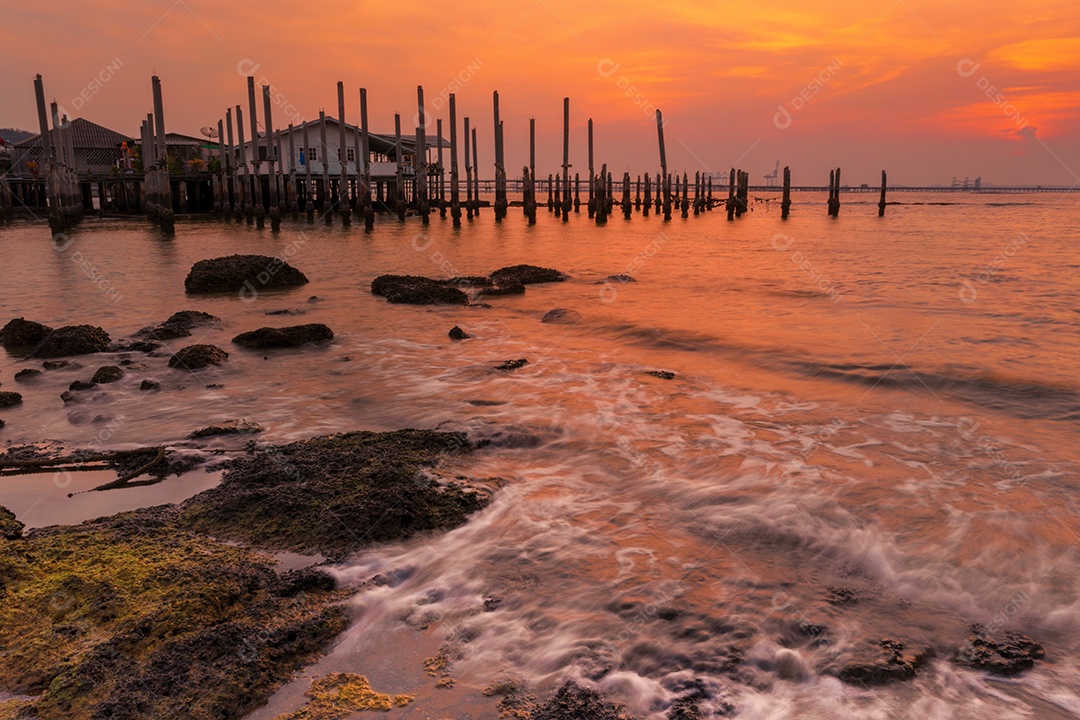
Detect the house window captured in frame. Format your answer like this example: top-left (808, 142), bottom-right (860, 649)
top-left (346, 147), bottom-right (356, 163)
top-left (308, 147), bottom-right (318, 162)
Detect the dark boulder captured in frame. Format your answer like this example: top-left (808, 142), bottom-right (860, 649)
top-left (42, 360), bottom-right (74, 370)
top-left (955, 624), bottom-right (1044, 675)
top-left (488, 264), bottom-right (569, 286)
top-left (599, 274), bottom-right (636, 284)
top-left (645, 370), bottom-right (676, 380)
top-left (541, 308), bottom-right (582, 324)
top-left (168, 344), bottom-right (229, 371)
top-left (0, 318), bottom-right (53, 349)
top-left (185, 255), bottom-right (309, 294)
top-left (113, 340), bottom-right (163, 353)
top-left (232, 324), bottom-right (334, 349)
top-left (91, 366), bottom-right (125, 384)
top-left (494, 358), bottom-right (529, 371)
top-left (370, 275), bottom-right (469, 305)
top-left (14, 368), bottom-right (43, 382)
top-left (838, 639), bottom-right (930, 686)
top-left (138, 310), bottom-right (220, 340)
top-left (0, 391), bottom-right (22, 408)
top-left (68, 380), bottom-right (97, 391)
top-left (449, 326), bottom-right (471, 341)
top-left (31, 325), bottom-right (111, 358)
top-left (140, 380), bottom-right (161, 391)
top-left (188, 419), bottom-right (264, 439)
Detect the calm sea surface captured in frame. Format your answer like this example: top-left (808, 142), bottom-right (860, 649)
top-left (2, 192), bottom-right (1079, 718)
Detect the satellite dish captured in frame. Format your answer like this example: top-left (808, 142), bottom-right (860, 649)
top-left (200, 126), bottom-right (220, 139)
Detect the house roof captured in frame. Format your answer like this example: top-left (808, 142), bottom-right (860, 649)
top-left (247, 117), bottom-right (449, 155)
top-left (15, 118), bottom-right (133, 149)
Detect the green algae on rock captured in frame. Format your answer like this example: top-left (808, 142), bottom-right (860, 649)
top-left (0, 507), bottom-right (348, 720)
top-left (273, 673), bottom-right (413, 719)
top-left (178, 430), bottom-right (489, 559)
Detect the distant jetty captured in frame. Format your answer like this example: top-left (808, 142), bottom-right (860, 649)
top-left (1, 74), bottom-right (1076, 235)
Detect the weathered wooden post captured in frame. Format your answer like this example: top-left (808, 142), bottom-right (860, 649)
top-left (528, 119), bottom-right (538, 220)
top-left (449, 94), bottom-right (462, 228)
top-left (561, 98), bottom-right (571, 221)
top-left (587, 118), bottom-right (595, 218)
top-left (726, 168), bottom-right (736, 221)
top-left (643, 172), bottom-right (651, 217)
top-left (546, 173), bottom-right (554, 212)
top-left (781, 166), bottom-right (791, 220)
top-left (262, 85), bottom-right (281, 230)
top-left (436, 118), bottom-right (446, 218)
top-left (33, 75), bottom-right (62, 234)
top-left (554, 174), bottom-right (562, 219)
top-left (635, 175), bottom-right (641, 211)
top-left (464, 115), bottom-right (474, 220)
top-left (878, 170), bottom-right (887, 217)
top-left (471, 126), bottom-right (480, 215)
top-left (394, 113), bottom-right (406, 222)
top-left (225, 109), bottom-right (237, 217)
top-left (595, 163), bottom-right (607, 225)
top-left (335, 81), bottom-right (351, 227)
top-left (320, 109), bottom-right (332, 224)
top-left (416, 85), bottom-right (429, 224)
top-left (287, 123), bottom-right (299, 218)
top-left (656, 109), bottom-right (671, 221)
top-left (737, 170), bottom-right (749, 217)
top-left (152, 75), bottom-right (174, 234)
top-left (681, 172), bottom-right (690, 218)
top-left (828, 167), bottom-right (841, 217)
top-left (236, 105), bottom-right (252, 223)
top-left (707, 175), bottom-right (713, 210)
top-left (492, 90), bottom-right (506, 221)
top-left (360, 88), bottom-right (374, 229)
top-left (621, 171), bottom-right (632, 219)
top-left (303, 119), bottom-right (313, 221)
top-left (574, 173), bottom-right (581, 213)
top-left (245, 76), bottom-right (264, 228)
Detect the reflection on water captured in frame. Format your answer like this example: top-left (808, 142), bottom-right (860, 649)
top-left (2, 193), bottom-right (1079, 718)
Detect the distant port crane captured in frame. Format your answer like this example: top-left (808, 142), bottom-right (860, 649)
top-left (764, 160), bottom-right (779, 187)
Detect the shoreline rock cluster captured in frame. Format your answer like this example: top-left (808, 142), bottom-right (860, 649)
top-left (0, 429), bottom-right (491, 720)
top-left (371, 264), bottom-right (569, 305)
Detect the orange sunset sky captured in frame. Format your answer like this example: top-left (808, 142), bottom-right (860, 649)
top-left (2, 0), bottom-right (1078, 186)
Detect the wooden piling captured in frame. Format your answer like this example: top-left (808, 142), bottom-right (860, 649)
top-left (493, 91), bottom-right (506, 221)
top-left (394, 113), bottom-right (406, 222)
top-left (320, 109), bottom-right (332, 223)
top-left (656, 110), bottom-right (670, 221)
top-left (464, 115), bottom-right (473, 219)
top-left (360, 88), bottom-right (374, 229)
top-left (828, 167), bottom-right (841, 217)
top-left (471, 126), bottom-right (480, 215)
top-left (587, 118), bottom-right (595, 219)
top-left (288, 123), bottom-right (299, 218)
top-left (878, 170), bottom-right (887, 217)
top-left (726, 168), bottom-right (736, 221)
top-left (681, 172), bottom-right (689, 218)
top-left (337, 81), bottom-right (351, 226)
top-left (643, 172), bottom-right (651, 217)
top-left (152, 75), bottom-right (173, 233)
top-left (595, 163), bottom-right (607, 225)
top-left (236, 105), bottom-right (252, 223)
top-left (263, 85), bottom-right (281, 230)
top-left (450, 94), bottom-right (462, 228)
top-left (781, 166), bottom-right (791, 220)
top-left (437, 118), bottom-right (446, 218)
top-left (302, 119), bottom-right (313, 221)
top-left (246, 76), bottom-right (264, 228)
top-left (416, 85), bottom-right (429, 224)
